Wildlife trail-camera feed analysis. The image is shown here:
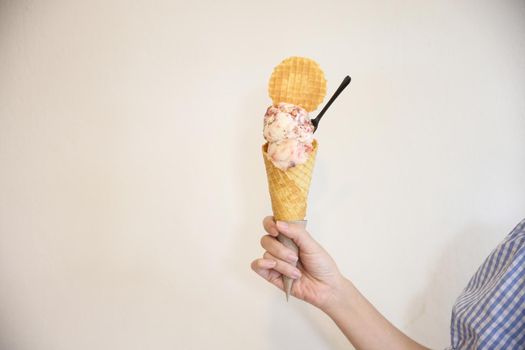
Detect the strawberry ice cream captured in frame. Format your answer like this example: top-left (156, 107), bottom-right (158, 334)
top-left (263, 102), bottom-right (315, 171)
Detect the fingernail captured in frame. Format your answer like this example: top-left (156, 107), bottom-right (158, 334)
top-left (287, 255), bottom-right (298, 263)
top-left (291, 270), bottom-right (301, 279)
top-left (267, 260), bottom-right (277, 268)
top-left (276, 221), bottom-right (288, 230)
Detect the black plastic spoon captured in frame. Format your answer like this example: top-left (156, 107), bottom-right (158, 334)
top-left (312, 75), bottom-right (351, 132)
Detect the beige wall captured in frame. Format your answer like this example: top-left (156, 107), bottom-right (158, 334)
top-left (1, 0), bottom-right (524, 349)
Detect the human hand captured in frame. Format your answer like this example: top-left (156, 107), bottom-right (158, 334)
top-left (252, 217), bottom-right (430, 350)
top-left (251, 216), bottom-right (347, 311)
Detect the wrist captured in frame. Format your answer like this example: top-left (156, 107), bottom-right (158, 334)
top-left (319, 275), bottom-right (358, 317)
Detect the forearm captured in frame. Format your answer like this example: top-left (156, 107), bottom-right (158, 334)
top-left (322, 278), bottom-right (430, 350)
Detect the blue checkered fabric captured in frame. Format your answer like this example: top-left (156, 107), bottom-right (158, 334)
top-left (447, 218), bottom-right (525, 349)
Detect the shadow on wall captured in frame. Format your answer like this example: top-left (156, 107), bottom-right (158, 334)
top-left (402, 223), bottom-right (504, 349)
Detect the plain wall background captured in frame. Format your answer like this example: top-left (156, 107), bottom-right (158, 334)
top-left (1, 0), bottom-right (524, 349)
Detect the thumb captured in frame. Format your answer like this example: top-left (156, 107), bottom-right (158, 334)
top-left (276, 221), bottom-right (319, 253)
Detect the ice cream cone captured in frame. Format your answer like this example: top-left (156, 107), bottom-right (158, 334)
top-left (263, 140), bottom-right (318, 300)
top-left (262, 56), bottom-right (324, 301)
top-left (262, 140), bottom-right (318, 222)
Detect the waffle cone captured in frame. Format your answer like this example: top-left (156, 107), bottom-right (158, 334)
top-left (262, 140), bottom-right (318, 221)
top-left (268, 57), bottom-right (327, 112)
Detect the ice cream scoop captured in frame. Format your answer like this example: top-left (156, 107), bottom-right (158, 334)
top-left (263, 102), bottom-right (315, 171)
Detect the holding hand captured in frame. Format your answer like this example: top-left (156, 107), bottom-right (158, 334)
top-left (251, 216), bottom-right (430, 350)
top-left (251, 216), bottom-right (347, 311)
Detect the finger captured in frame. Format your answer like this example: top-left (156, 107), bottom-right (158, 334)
top-left (276, 221), bottom-right (318, 252)
top-left (251, 258), bottom-right (284, 290)
top-left (251, 257), bottom-right (276, 271)
top-left (260, 235), bottom-right (299, 264)
top-left (262, 216), bottom-right (279, 236)
top-left (263, 252), bottom-right (302, 280)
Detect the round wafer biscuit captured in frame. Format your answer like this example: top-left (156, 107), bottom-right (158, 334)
top-left (268, 57), bottom-right (327, 112)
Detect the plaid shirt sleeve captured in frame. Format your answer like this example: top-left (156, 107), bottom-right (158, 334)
top-left (447, 218), bottom-right (525, 350)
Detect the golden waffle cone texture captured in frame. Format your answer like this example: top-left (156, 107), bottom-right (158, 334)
top-left (262, 140), bottom-right (318, 221)
top-left (268, 57), bottom-right (327, 112)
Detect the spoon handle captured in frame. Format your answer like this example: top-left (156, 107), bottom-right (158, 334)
top-left (312, 75), bottom-right (351, 132)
